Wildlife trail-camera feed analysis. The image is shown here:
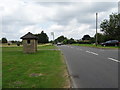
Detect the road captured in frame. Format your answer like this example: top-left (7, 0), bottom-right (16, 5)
top-left (58, 45), bottom-right (119, 88)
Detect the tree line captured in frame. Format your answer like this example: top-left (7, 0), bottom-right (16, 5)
top-left (1, 31), bottom-right (49, 44)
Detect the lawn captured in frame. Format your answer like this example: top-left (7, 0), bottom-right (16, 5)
top-left (2, 45), bottom-right (69, 88)
top-left (38, 44), bottom-right (57, 49)
top-left (72, 44), bottom-right (120, 49)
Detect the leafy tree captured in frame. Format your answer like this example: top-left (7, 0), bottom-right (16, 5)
top-left (17, 41), bottom-right (21, 46)
top-left (35, 31), bottom-right (49, 44)
top-left (89, 37), bottom-right (95, 43)
top-left (82, 35), bottom-right (91, 40)
top-left (100, 13), bottom-right (120, 41)
top-left (63, 39), bottom-right (68, 44)
top-left (2, 38), bottom-right (7, 43)
top-left (11, 40), bottom-right (18, 43)
top-left (54, 36), bottom-right (67, 43)
top-left (94, 33), bottom-right (106, 44)
top-left (68, 38), bottom-right (75, 44)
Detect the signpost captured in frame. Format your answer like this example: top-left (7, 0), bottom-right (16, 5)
top-left (51, 32), bottom-right (54, 44)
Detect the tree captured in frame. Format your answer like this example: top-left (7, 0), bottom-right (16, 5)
top-left (69, 38), bottom-right (75, 44)
top-left (89, 37), bottom-right (95, 43)
top-left (11, 40), bottom-right (18, 43)
top-left (63, 39), bottom-right (68, 44)
top-left (35, 31), bottom-right (49, 44)
top-left (82, 35), bottom-right (91, 40)
top-left (2, 38), bottom-right (7, 43)
top-left (94, 33), bottom-right (106, 44)
top-left (54, 36), bottom-right (67, 43)
top-left (100, 13), bottom-right (120, 41)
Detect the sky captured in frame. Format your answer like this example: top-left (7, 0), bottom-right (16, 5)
top-left (0, 0), bottom-right (119, 41)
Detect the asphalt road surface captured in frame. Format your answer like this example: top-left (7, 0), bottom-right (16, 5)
top-left (58, 45), bottom-right (119, 88)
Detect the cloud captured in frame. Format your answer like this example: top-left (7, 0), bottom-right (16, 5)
top-left (0, 0), bottom-right (118, 41)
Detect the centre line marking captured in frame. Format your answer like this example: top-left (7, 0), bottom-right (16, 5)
top-left (108, 58), bottom-right (120, 63)
top-left (86, 51), bottom-right (98, 55)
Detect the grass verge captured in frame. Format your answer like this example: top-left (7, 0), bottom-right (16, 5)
top-left (72, 44), bottom-right (120, 49)
top-left (2, 45), bottom-right (69, 88)
top-left (38, 44), bottom-right (57, 49)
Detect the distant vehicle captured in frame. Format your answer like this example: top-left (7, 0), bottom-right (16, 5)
top-left (57, 42), bottom-right (62, 46)
top-left (101, 40), bottom-right (119, 46)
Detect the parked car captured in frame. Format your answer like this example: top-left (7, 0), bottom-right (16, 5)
top-left (101, 40), bottom-right (119, 46)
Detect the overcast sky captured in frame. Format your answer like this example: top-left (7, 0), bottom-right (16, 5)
top-left (0, 0), bottom-right (119, 41)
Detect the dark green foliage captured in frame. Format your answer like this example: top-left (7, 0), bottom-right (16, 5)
top-left (2, 38), bottom-right (7, 43)
top-left (89, 37), bottom-right (95, 43)
top-left (63, 39), bottom-right (68, 44)
top-left (100, 13), bottom-right (120, 41)
top-left (55, 36), bottom-right (67, 43)
top-left (68, 38), bottom-right (75, 44)
top-left (35, 31), bottom-right (49, 44)
top-left (54, 36), bottom-right (75, 44)
top-left (17, 41), bottom-right (21, 46)
top-left (82, 35), bottom-right (91, 40)
top-left (11, 40), bottom-right (18, 44)
top-left (94, 33), bottom-right (106, 44)
top-left (63, 38), bottom-right (75, 44)
top-left (54, 36), bottom-right (67, 44)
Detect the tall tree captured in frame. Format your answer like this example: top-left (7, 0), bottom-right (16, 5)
top-left (82, 35), bottom-right (91, 40)
top-left (69, 38), bottom-right (75, 44)
top-left (100, 13), bottom-right (120, 41)
top-left (35, 31), bottom-right (49, 43)
top-left (2, 38), bottom-right (7, 43)
top-left (54, 36), bottom-right (67, 43)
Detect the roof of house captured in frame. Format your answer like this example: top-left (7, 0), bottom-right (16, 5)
top-left (20, 32), bottom-right (38, 40)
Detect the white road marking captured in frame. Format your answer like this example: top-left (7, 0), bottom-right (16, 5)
top-left (108, 58), bottom-right (120, 63)
top-left (86, 51), bottom-right (90, 53)
top-left (86, 51), bottom-right (98, 55)
top-left (90, 52), bottom-right (98, 55)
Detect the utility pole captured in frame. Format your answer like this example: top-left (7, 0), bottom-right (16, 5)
top-left (95, 13), bottom-right (98, 46)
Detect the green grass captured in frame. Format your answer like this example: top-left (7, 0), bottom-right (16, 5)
top-left (38, 44), bottom-right (57, 49)
top-left (72, 44), bottom-right (120, 49)
top-left (2, 45), bottom-right (69, 88)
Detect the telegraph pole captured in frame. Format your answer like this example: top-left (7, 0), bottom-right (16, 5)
top-left (95, 13), bottom-right (98, 46)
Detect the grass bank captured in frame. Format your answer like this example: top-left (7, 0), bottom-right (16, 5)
top-left (72, 44), bottom-right (119, 49)
top-left (2, 45), bottom-right (69, 88)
